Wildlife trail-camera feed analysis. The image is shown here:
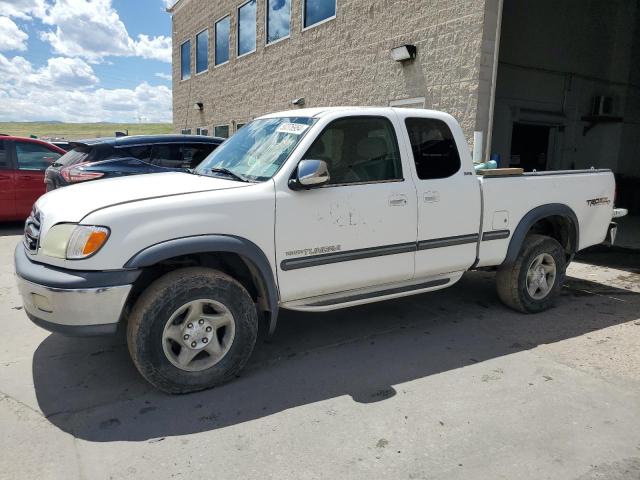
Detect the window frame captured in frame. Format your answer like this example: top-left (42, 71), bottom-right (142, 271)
top-left (180, 39), bottom-right (192, 81)
top-left (196, 127), bottom-right (209, 136)
top-left (265, 0), bottom-right (291, 46)
top-left (214, 124), bottom-right (230, 139)
top-left (214, 14), bottom-right (231, 67)
top-left (404, 117), bottom-right (462, 180)
top-left (181, 128), bottom-right (192, 135)
top-left (298, 115), bottom-right (405, 189)
top-left (236, 0), bottom-right (257, 59)
top-left (195, 28), bottom-right (209, 75)
top-left (302, 0), bottom-right (337, 32)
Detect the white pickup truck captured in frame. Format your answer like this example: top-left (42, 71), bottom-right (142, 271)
top-left (15, 107), bottom-right (627, 393)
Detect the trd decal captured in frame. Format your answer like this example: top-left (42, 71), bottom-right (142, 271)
top-left (586, 197), bottom-right (611, 206)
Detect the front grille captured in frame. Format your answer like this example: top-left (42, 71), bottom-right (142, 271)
top-left (24, 207), bottom-right (42, 253)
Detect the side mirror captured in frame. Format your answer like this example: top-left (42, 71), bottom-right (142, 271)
top-left (289, 159), bottom-right (330, 190)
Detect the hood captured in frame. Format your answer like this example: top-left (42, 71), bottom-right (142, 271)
top-left (36, 171), bottom-right (248, 227)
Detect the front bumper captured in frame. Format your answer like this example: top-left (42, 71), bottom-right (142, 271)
top-left (14, 245), bottom-right (139, 336)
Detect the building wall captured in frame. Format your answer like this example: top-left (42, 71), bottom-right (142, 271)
top-left (171, 0), bottom-right (493, 146)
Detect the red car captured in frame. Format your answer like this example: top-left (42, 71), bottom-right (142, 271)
top-left (0, 136), bottom-right (66, 221)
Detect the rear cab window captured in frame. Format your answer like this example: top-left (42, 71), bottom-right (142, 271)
top-left (404, 118), bottom-right (461, 179)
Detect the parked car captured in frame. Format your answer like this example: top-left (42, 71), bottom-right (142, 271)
top-left (15, 107), bottom-right (627, 393)
top-left (44, 135), bottom-right (224, 190)
top-left (0, 136), bottom-right (66, 221)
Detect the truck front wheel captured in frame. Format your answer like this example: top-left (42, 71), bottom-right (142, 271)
top-left (496, 234), bottom-right (566, 313)
top-left (127, 267), bottom-right (258, 394)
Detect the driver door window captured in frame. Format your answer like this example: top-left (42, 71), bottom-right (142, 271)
top-left (302, 117), bottom-right (402, 185)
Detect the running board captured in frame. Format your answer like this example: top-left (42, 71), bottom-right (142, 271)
top-left (281, 274), bottom-right (460, 312)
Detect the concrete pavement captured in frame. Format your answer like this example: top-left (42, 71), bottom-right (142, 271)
top-left (1, 223), bottom-right (639, 480)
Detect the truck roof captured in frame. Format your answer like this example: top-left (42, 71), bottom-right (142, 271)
top-left (258, 106), bottom-right (453, 120)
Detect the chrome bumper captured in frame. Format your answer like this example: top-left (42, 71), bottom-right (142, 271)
top-left (17, 276), bottom-right (131, 336)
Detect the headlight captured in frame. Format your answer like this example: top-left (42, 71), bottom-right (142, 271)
top-left (40, 224), bottom-right (110, 259)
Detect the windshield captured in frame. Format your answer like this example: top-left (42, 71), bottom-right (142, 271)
top-left (195, 117), bottom-right (317, 181)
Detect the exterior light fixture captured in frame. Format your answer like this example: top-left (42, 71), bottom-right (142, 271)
top-left (193, 102), bottom-right (203, 111)
top-left (291, 97), bottom-right (305, 106)
top-left (391, 44), bottom-right (417, 62)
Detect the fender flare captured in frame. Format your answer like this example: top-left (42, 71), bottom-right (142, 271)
top-left (501, 203), bottom-right (579, 267)
top-left (125, 235), bottom-right (280, 335)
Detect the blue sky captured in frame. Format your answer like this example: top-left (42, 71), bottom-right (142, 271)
top-left (0, 0), bottom-right (176, 122)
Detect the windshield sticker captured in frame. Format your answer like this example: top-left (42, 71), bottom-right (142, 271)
top-left (276, 123), bottom-right (310, 135)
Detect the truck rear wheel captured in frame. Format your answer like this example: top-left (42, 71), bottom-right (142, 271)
top-left (496, 234), bottom-right (566, 313)
top-left (127, 267), bottom-right (258, 394)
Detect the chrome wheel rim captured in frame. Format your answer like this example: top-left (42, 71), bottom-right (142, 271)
top-left (162, 299), bottom-right (236, 372)
top-left (525, 253), bottom-right (557, 300)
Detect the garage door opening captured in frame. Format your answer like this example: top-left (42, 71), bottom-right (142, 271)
top-left (490, 0), bottom-right (640, 210)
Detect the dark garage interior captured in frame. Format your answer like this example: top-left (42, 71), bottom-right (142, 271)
top-left (490, 0), bottom-right (640, 211)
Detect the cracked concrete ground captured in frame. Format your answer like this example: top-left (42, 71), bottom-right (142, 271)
top-left (1, 223), bottom-right (639, 480)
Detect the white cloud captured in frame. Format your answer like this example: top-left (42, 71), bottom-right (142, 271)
top-left (39, 0), bottom-right (171, 63)
top-left (155, 72), bottom-right (172, 81)
top-left (0, 53), bottom-right (172, 122)
top-left (0, 16), bottom-right (29, 51)
top-left (134, 34), bottom-right (171, 62)
top-left (0, 0), bottom-right (46, 19)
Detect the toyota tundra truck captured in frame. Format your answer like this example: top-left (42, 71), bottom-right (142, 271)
top-left (15, 107), bottom-right (627, 393)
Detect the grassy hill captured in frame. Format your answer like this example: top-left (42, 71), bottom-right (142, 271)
top-left (0, 122), bottom-right (173, 140)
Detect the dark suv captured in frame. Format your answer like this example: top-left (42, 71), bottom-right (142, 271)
top-left (45, 135), bottom-right (224, 190)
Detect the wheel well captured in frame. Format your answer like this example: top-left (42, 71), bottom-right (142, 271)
top-left (527, 215), bottom-right (576, 259)
top-left (124, 252), bottom-right (269, 323)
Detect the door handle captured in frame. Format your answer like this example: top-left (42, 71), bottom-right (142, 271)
top-left (389, 194), bottom-right (408, 207)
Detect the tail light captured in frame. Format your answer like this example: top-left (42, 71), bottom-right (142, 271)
top-left (60, 162), bottom-right (104, 183)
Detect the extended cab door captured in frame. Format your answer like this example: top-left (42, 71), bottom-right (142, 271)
top-left (0, 140), bottom-right (16, 220)
top-left (398, 113), bottom-right (481, 277)
top-left (275, 114), bottom-right (418, 302)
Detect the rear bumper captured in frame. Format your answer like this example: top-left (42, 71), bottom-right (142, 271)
top-left (14, 245), bottom-right (139, 336)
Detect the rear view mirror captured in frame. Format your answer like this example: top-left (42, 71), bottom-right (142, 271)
top-left (289, 159), bottom-right (330, 190)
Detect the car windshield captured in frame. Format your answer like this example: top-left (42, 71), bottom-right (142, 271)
top-left (195, 117), bottom-right (316, 181)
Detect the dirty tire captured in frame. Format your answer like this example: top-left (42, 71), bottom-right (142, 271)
top-left (496, 234), bottom-right (566, 313)
top-left (127, 267), bottom-right (258, 394)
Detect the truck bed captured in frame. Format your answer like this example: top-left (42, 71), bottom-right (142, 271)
top-left (476, 169), bottom-right (616, 268)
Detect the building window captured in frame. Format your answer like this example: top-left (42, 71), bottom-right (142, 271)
top-left (237, 0), bottom-right (256, 57)
top-left (303, 0), bottom-right (336, 29)
top-left (215, 16), bottom-right (230, 66)
top-left (195, 29), bottom-right (208, 74)
top-left (267, 0), bottom-right (291, 44)
top-left (196, 127), bottom-right (209, 136)
top-left (214, 125), bottom-right (230, 138)
top-left (181, 128), bottom-right (192, 135)
top-left (302, 116), bottom-right (402, 185)
top-left (236, 123), bottom-right (246, 131)
top-left (404, 118), bottom-right (461, 180)
top-left (180, 40), bottom-right (191, 80)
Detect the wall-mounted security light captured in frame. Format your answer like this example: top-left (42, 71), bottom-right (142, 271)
top-left (193, 102), bottom-right (203, 111)
top-left (291, 97), bottom-right (305, 106)
top-left (391, 44), bottom-right (417, 62)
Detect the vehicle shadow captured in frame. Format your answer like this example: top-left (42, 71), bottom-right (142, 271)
top-left (32, 271), bottom-right (640, 442)
top-left (0, 222), bottom-right (24, 237)
top-left (576, 246), bottom-right (640, 274)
